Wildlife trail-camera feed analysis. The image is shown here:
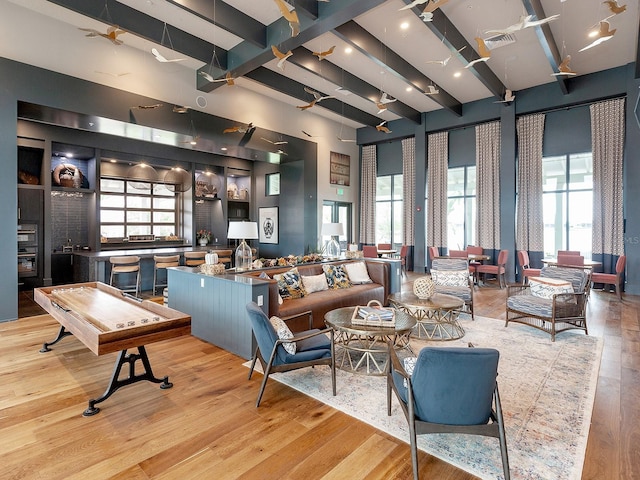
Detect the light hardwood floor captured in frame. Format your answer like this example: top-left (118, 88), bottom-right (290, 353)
top-left (2, 276), bottom-right (638, 479)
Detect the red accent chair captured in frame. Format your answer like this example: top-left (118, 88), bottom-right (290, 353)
top-left (398, 245), bottom-right (409, 277)
top-left (557, 250), bottom-right (580, 256)
top-left (377, 243), bottom-right (392, 250)
top-left (476, 250), bottom-right (509, 288)
top-left (467, 246), bottom-right (484, 283)
top-left (428, 246), bottom-right (440, 261)
top-left (448, 250), bottom-right (467, 258)
top-left (517, 250), bottom-right (542, 285)
top-left (362, 245), bottom-right (378, 258)
top-left (557, 255), bottom-right (584, 266)
top-left (591, 255), bottom-right (626, 300)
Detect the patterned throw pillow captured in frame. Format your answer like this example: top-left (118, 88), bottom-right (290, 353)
top-left (343, 261), bottom-right (373, 285)
top-left (269, 316), bottom-right (296, 355)
top-left (431, 269), bottom-right (469, 287)
top-left (529, 277), bottom-right (574, 299)
top-left (273, 267), bottom-right (307, 299)
top-left (322, 264), bottom-right (352, 289)
top-left (301, 273), bottom-right (329, 294)
top-left (402, 357), bottom-right (417, 387)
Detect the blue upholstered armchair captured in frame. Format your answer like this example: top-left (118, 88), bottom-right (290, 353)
top-left (246, 302), bottom-right (336, 407)
top-left (430, 257), bottom-right (474, 320)
top-left (506, 265), bottom-right (591, 341)
top-left (387, 345), bottom-right (510, 480)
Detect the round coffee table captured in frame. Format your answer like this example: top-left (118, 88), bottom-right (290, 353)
top-left (388, 291), bottom-right (465, 340)
top-left (324, 306), bottom-right (416, 376)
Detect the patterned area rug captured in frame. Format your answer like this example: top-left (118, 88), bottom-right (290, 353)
top-left (250, 315), bottom-right (603, 480)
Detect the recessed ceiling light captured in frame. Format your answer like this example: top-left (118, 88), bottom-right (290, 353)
top-left (406, 87), bottom-right (413, 92)
top-left (65, 153), bottom-right (73, 158)
top-left (588, 29), bottom-right (599, 38)
top-left (344, 47), bottom-right (353, 54)
top-left (221, 147), bottom-right (227, 151)
top-left (400, 22), bottom-right (409, 30)
top-left (453, 71), bottom-right (462, 78)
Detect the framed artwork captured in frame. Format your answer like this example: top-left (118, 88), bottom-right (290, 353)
top-left (259, 206), bottom-right (279, 244)
top-left (265, 172), bottom-right (280, 196)
top-left (330, 152), bottom-right (350, 186)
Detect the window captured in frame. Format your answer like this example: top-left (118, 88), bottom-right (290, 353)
top-left (376, 175), bottom-right (403, 246)
top-left (447, 166), bottom-right (476, 249)
top-left (542, 153), bottom-right (593, 258)
top-left (265, 172), bottom-right (280, 196)
top-left (100, 178), bottom-right (177, 239)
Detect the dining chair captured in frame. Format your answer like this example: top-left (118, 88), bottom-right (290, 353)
top-left (467, 246), bottom-right (484, 284)
top-left (591, 255), bottom-right (626, 300)
top-left (557, 254), bottom-right (584, 266)
top-left (398, 245), bottom-right (409, 277)
top-left (362, 245), bottom-right (378, 258)
top-left (387, 345), bottom-right (510, 480)
top-left (557, 250), bottom-right (581, 256)
top-left (428, 246), bottom-right (440, 261)
top-left (448, 249), bottom-right (467, 258)
top-left (246, 302), bottom-right (336, 407)
top-left (377, 243), bottom-right (392, 250)
top-left (517, 250), bottom-right (542, 285)
top-left (475, 250), bottom-right (509, 288)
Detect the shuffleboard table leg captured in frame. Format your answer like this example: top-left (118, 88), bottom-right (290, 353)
top-left (39, 325), bottom-right (73, 353)
top-left (83, 346), bottom-right (172, 417)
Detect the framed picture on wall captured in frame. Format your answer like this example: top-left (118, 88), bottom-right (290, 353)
top-left (330, 152), bottom-right (350, 186)
top-left (259, 206), bottom-right (279, 244)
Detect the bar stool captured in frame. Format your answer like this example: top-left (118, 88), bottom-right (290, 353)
top-left (109, 256), bottom-right (141, 296)
top-left (153, 254), bottom-right (180, 295)
top-left (184, 251), bottom-right (206, 267)
top-left (213, 249), bottom-right (233, 267)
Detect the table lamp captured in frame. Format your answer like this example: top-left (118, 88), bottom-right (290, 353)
top-left (322, 223), bottom-right (344, 258)
top-left (228, 221), bottom-right (258, 271)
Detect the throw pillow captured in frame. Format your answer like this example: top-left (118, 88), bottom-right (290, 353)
top-left (403, 356), bottom-right (417, 387)
top-left (269, 316), bottom-right (296, 355)
top-left (258, 271), bottom-right (283, 303)
top-left (273, 267), bottom-right (307, 299)
top-left (529, 276), bottom-right (574, 299)
top-left (343, 261), bottom-right (373, 285)
top-left (431, 269), bottom-right (469, 287)
top-left (322, 264), bottom-right (352, 289)
top-left (301, 273), bottom-right (329, 294)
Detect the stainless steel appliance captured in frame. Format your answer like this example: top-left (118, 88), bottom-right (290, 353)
top-left (18, 223), bottom-right (38, 280)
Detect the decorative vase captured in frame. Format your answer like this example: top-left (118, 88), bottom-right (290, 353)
top-left (413, 276), bottom-right (435, 299)
top-left (199, 238), bottom-right (208, 246)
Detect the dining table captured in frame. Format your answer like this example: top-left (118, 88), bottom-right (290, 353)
top-left (541, 258), bottom-right (602, 268)
top-left (377, 249), bottom-right (397, 258)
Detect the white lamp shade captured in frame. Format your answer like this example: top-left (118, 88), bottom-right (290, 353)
top-left (321, 223), bottom-right (344, 236)
top-left (228, 221), bottom-right (259, 240)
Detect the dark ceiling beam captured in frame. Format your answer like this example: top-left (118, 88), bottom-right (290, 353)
top-left (47, 0), bottom-right (223, 65)
top-left (333, 21), bottom-right (462, 116)
top-left (399, 0), bottom-right (506, 99)
top-left (290, 47), bottom-right (422, 123)
top-left (198, 0), bottom-right (387, 91)
top-left (521, 0), bottom-right (569, 94)
top-left (166, 0), bottom-right (266, 48)
top-left (244, 67), bottom-right (382, 127)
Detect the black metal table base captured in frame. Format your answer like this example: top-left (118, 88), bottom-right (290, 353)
top-left (39, 327), bottom-right (172, 416)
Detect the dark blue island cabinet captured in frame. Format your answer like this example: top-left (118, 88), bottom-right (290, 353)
top-left (167, 266), bottom-right (270, 360)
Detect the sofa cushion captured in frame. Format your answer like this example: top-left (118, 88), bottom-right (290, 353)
top-left (273, 267), bottom-right (307, 299)
top-left (343, 261), bottom-right (373, 284)
top-left (301, 273), bottom-right (329, 294)
top-left (323, 264), bottom-right (352, 289)
top-left (269, 315), bottom-right (296, 354)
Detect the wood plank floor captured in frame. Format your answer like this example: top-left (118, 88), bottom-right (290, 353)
top-left (3, 276), bottom-right (639, 479)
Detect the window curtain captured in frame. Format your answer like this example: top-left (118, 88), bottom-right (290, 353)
top-left (359, 144), bottom-right (377, 245)
top-left (591, 97), bottom-right (625, 275)
top-left (427, 131), bottom-right (448, 251)
top-left (476, 121), bottom-right (501, 252)
top-left (516, 113), bottom-right (545, 268)
top-left (402, 137), bottom-right (415, 246)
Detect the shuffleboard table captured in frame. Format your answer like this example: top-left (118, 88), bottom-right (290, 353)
top-left (34, 282), bottom-right (191, 416)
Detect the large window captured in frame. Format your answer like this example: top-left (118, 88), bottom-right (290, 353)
top-left (376, 175), bottom-right (403, 246)
top-left (447, 166), bottom-right (476, 249)
top-left (100, 178), bottom-right (177, 239)
top-left (542, 153), bottom-right (593, 258)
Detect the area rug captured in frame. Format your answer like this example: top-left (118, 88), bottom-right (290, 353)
top-left (247, 315), bottom-right (603, 480)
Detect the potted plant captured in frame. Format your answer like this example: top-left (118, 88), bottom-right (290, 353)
top-left (196, 229), bottom-right (211, 246)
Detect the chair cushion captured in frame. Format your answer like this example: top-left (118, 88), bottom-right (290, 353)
top-left (540, 266), bottom-right (588, 292)
top-left (433, 285), bottom-right (472, 301)
top-left (431, 270), bottom-right (469, 287)
top-left (301, 273), bottom-right (329, 293)
top-left (529, 277), bottom-right (573, 299)
top-left (273, 267), bottom-right (307, 299)
top-left (507, 295), bottom-right (554, 317)
top-left (323, 264), bottom-right (352, 289)
top-left (269, 316), bottom-right (296, 354)
top-left (343, 261), bottom-right (373, 284)
top-left (296, 329), bottom-right (331, 352)
top-left (591, 272), bottom-right (617, 283)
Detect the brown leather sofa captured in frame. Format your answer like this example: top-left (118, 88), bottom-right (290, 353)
top-left (239, 259), bottom-right (391, 330)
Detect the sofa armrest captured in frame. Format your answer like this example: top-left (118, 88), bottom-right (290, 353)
top-left (364, 260), bottom-right (390, 303)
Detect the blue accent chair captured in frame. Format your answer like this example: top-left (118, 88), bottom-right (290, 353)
top-left (246, 302), bottom-right (336, 407)
top-left (387, 346), bottom-right (510, 480)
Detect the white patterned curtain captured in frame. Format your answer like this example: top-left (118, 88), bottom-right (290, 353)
top-left (427, 132), bottom-right (448, 248)
top-left (476, 121), bottom-right (501, 250)
top-left (591, 97), bottom-right (625, 272)
top-left (402, 137), bottom-right (415, 246)
top-left (359, 145), bottom-right (377, 245)
top-left (516, 113), bottom-right (545, 261)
